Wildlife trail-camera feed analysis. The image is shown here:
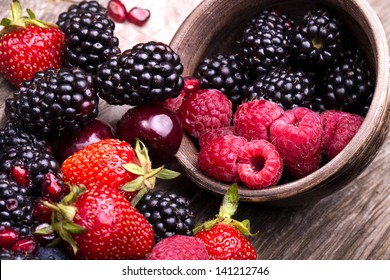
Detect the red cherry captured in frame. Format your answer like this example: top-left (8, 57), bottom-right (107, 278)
top-left (0, 227), bottom-right (19, 248)
top-left (107, 0), bottom-right (127, 23)
top-left (9, 165), bottom-right (30, 187)
top-left (127, 7), bottom-right (151, 26)
top-left (116, 104), bottom-right (183, 166)
top-left (57, 119), bottom-right (115, 163)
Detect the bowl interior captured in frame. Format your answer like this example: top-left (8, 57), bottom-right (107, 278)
top-left (171, 0), bottom-right (390, 204)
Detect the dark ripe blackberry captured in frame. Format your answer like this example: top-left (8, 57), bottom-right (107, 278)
top-left (63, 11), bottom-right (120, 74)
top-left (0, 122), bottom-right (50, 154)
top-left (136, 190), bottom-right (195, 243)
top-left (0, 248), bottom-right (40, 260)
top-left (0, 143), bottom-right (63, 198)
top-left (290, 9), bottom-right (343, 68)
top-left (5, 68), bottom-right (99, 137)
top-left (322, 46), bottom-right (375, 116)
top-left (240, 9), bottom-right (294, 76)
top-left (57, 0), bottom-right (107, 32)
top-left (245, 68), bottom-right (315, 110)
top-left (95, 41), bottom-right (184, 106)
top-left (194, 53), bottom-right (251, 108)
top-left (0, 172), bottom-right (37, 237)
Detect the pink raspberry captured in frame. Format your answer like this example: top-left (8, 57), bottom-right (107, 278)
top-left (321, 110), bottom-right (364, 160)
top-left (146, 235), bottom-right (209, 260)
top-left (178, 89), bottom-right (232, 138)
top-left (234, 99), bottom-right (284, 141)
top-left (162, 76), bottom-right (201, 112)
top-left (198, 134), bottom-right (247, 182)
top-left (198, 126), bottom-right (235, 148)
top-left (270, 107), bottom-right (322, 179)
top-left (237, 140), bottom-right (283, 189)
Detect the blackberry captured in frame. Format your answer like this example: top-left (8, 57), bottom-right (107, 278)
top-left (290, 9), bottom-right (343, 68)
top-left (194, 53), bottom-right (251, 108)
top-left (240, 9), bottom-right (294, 76)
top-left (62, 11), bottom-right (120, 74)
top-left (245, 68), bottom-right (315, 110)
top-left (95, 41), bottom-right (184, 106)
top-left (57, 0), bottom-right (107, 32)
top-left (0, 248), bottom-right (40, 260)
top-left (322, 46), bottom-right (375, 116)
top-left (0, 143), bottom-right (63, 198)
top-left (0, 172), bottom-right (36, 237)
top-left (0, 122), bottom-right (50, 154)
top-left (5, 68), bottom-right (99, 137)
top-left (136, 190), bottom-right (195, 242)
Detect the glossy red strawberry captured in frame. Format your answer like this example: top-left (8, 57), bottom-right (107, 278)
top-left (0, 1), bottom-right (65, 87)
top-left (61, 138), bottom-right (180, 204)
top-left (194, 184), bottom-right (257, 260)
top-left (40, 185), bottom-right (154, 259)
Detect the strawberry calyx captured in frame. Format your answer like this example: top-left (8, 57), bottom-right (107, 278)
top-left (34, 184), bottom-right (88, 255)
top-left (121, 139), bottom-right (180, 206)
top-left (193, 183), bottom-right (257, 237)
top-left (0, 0), bottom-right (57, 35)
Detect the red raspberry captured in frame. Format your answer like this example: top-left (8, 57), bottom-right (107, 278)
top-left (198, 126), bottom-right (235, 148)
top-left (234, 99), bottom-right (284, 141)
top-left (270, 107), bottom-right (322, 179)
top-left (178, 89), bottom-right (232, 138)
top-left (198, 134), bottom-right (247, 182)
top-left (237, 140), bottom-right (283, 189)
top-left (162, 76), bottom-right (201, 112)
top-left (321, 110), bottom-right (364, 160)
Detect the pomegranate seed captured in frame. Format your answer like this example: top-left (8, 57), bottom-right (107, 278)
top-left (32, 198), bottom-right (53, 223)
top-left (127, 7), bottom-right (151, 26)
top-left (11, 237), bottom-right (37, 254)
top-left (10, 165), bottom-right (30, 187)
top-left (41, 172), bottom-right (66, 201)
top-left (0, 227), bottom-right (19, 248)
top-left (107, 0), bottom-right (127, 23)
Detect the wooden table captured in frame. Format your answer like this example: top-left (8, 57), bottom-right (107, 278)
top-left (0, 0), bottom-right (389, 260)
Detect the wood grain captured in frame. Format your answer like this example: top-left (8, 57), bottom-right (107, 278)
top-left (0, 0), bottom-right (389, 260)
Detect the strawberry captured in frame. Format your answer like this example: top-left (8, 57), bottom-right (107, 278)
top-left (61, 138), bottom-right (180, 204)
top-left (194, 184), bottom-right (257, 260)
top-left (0, 0), bottom-right (65, 87)
top-left (38, 185), bottom-right (154, 259)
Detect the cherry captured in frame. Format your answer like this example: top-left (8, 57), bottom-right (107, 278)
top-left (107, 0), bottom-right (127, 23)
top-left (127, 7), bottom-right (151, 26)
top-left (57, 119), bottom-right (115, 163)
top-left (33, 223), bottom-right (57, 246)
top-left (11, 236), bottom-right (37, 254)
top-left (116, 104), bottom-right (183, 166)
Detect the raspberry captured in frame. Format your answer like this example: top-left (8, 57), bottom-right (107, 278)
top-left (270, 107), bottom-right (322, 179)
top-left (197, 135), bottom-right (247, 182)
top-left (146, 235), bottom-right (208, 260)
top-left (178, 89), bottom-right (232, 138)
top-left (198, 126), bottom-right (235, 148)
top-left (321, 110), bottom-right (364, 160)
top-left (162, 76), bottom-right (201, 112)
top-left (237, 140), bottom-right (283, 189)
top-left (234, 100), bottom-right (284, 141)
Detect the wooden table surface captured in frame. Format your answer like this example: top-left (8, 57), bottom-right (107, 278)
top-left (0, 0), bottom-right (389, 260)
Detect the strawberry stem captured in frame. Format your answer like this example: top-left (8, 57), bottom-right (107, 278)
top-left (193, 184), bottom-right (257, 237)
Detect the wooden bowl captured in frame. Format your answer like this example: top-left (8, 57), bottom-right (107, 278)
top-left (170, 0), bottom-right (390, 205)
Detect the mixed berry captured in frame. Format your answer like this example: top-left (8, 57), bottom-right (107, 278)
top-left (0, 0), bottom-right (374, 260)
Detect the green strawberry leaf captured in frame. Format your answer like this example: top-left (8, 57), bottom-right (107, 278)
top-left (218, 183), bottom-right (239, 219)
top-left (155, 168), bottom-right (181, 180)
top-left (123, 163), bottom-right (145, 176)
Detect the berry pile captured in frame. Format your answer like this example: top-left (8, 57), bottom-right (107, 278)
top-left (0, 1), bottom-right (258, 260)
top-left (194, 8), bottom-right (375, 116)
